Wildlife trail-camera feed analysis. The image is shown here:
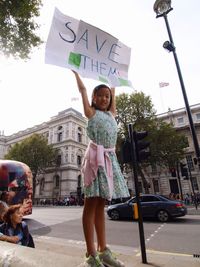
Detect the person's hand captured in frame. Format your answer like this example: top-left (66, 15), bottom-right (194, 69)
top-left (7, 235), bottom-right (20, 243)
top-left (22, 198), bottom-right (32, 215)
top-left (71, 69), bottom-right (77, 74)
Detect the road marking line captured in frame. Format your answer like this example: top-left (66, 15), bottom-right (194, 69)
top-left (145, 223), bottom-right (165, 243)
top-left (146, 249), bottom-right (193, 257)
top-left (136, 249), bottom-right (193, 257)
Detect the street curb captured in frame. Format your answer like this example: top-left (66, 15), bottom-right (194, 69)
top-left (0, 239), bottom-right (199, 267)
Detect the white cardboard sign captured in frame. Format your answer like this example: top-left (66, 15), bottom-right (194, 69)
top-left (45, 8), bottom-right (132, 87)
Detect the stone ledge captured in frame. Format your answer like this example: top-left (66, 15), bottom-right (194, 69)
top-left (0, 241), bottom-right (82, 267)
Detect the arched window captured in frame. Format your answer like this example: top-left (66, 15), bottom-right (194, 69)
top-left (77, 155), bottom-right (82, 166)
top-left (57, 126), bottom-right (63, 142)
top-left (56, 154), bottom-right (62, 166)
top-left (77, 127), bottom-right (82, 143)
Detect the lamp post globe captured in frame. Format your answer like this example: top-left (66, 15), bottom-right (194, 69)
top-left (153, 0), bottom-right (172, 16)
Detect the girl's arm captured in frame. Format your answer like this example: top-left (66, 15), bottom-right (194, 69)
top-left (72, 71), bottom-right (94, 118)
top-left (0, 234), bottom-right (19, 243)
top-left (110, 87), bottom-right (116, 117)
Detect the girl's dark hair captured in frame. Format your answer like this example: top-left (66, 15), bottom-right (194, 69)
top-left (2, 204), bottom-right (22, 225)
top-left (91, 84), bottom-right (112, 111)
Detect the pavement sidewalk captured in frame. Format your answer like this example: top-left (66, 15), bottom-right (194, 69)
top-left (187, 205), bottom-right (200, 215)
top-left (0, 236), bottom-right (199, 267)
top-left (34, 236), bottom-right (200, 267)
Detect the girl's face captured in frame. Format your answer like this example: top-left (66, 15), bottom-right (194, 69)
top-left (93, 87), bottom-right (111, 111)
top-left (11, 208), bottom-right (23, 225)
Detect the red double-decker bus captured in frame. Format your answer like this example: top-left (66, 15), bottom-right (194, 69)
top-left (0, 160), bottom-right (33, 215)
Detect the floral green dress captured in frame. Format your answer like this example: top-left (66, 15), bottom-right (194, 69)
top-left (84, 110), bottom-right (130, 200)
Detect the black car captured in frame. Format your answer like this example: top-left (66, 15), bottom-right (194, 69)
top-left (107, 194), bottom-right (187, 222)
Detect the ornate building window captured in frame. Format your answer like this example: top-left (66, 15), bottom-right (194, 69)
top-left (54, 175), bottom-right (60, 188)
top-left (196, 113), bottom-right (200, 121)
top-left (56, 154), bottom-right (62, 166)
top-left (77, 155), bottom-right (82, 166)
top-left (57, 126), bottom-right (63, 142)
top-left (77, 149), bottom-right (83, 167)
top-left (177, 117), bottom-right (184, 125)
top-left (77, 127), bottom-right (82, 143)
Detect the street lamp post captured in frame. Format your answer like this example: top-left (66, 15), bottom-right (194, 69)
top-left (153, 0), bottom-right (200, 169)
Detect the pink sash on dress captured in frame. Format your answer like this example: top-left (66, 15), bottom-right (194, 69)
top-left (82, 141), bottom-right (115, 199)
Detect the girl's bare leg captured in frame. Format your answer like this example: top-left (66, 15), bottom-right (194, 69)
top-left (95, 197), bottom-right (106, 252)
top-left (82, 197), bottom-right (98, 256)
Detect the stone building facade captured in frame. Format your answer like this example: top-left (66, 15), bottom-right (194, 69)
top-left (0, 108), bottom-right (89, 203)
top-left (0, 104), bottom-right (200, 202)
top-left (127, 103), bottom-right (200, 198)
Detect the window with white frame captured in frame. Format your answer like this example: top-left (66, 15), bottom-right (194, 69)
top-left (56, 154), bottom-right (62, 166)
top-left (196, 113), bottom-right (200, 121)
top-left (57, 126), bottom-right (63, 142)
top-left (77, 155), bottom-right (82, 166)
top-left (177, 117), bottom-right (184, 125)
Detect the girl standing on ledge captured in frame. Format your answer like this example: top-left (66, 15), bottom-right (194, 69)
top-left (73, 71), bottom-right (129, 267)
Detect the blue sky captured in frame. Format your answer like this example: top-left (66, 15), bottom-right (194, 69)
top-left (0, 0), bottom-right (200, 135)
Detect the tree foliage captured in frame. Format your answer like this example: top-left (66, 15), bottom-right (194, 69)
top-left (116, 92), bottom-right (156, 138)
top-left (148, 120), bottom-right (188, 169)
top-left (116, 92), bottom-right (188, 193)
top-left (4, 134), bottom-right (57, 197)
top-left (0, 0), bottom-right (42, 59)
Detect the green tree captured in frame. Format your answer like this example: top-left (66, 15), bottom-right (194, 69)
top-left (116, 92), bottom-right (156, 139)
top-left (4, 133), bottom-right (57, 197)
top-left (116, 92), bottom-right (188, 193)
top-left (148, 120), bottom-right (188, 169)
top-left (0, 0), bottom-right (42, 59)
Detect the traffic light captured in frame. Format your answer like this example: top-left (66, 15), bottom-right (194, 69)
top-left (121, 139), bottom-right (132, 164)
top-left (180, 163), bottom-right (189, 179)
top-left (133, 131), bottom-right (150, 162)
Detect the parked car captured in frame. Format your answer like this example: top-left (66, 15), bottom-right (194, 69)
top-left (107, 194), bottom-right (187, 222)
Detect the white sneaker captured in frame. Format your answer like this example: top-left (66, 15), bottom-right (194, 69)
top-left (78, 253), bottom-right (105, 267)
top-left (99, 247), bottom-right (125, 267)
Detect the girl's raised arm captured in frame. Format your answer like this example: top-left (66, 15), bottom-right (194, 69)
top-left (110, 87), bottom-right (116, 117)
top-left (72, 71), bottom-right (94, 118)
